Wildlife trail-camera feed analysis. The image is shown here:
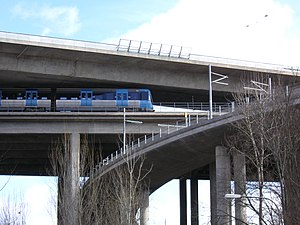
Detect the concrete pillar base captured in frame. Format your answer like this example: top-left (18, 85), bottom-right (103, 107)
top-left (180, 178), bottom-right (187, 225)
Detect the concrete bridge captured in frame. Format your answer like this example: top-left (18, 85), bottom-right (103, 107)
top-left (0, 31), bottom-right (299, 225)
top-left (90, 87), bottom-right (300, 225)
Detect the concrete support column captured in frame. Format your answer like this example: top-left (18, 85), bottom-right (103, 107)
top-left (140, 191), bottom-right (150, 225)
top-left (180, 178), bottom-right (187, 225)
top-left (215, 146), bottom-right (232, 224)
top-left (190, 176), bottom-right (199, 225)
top-left (233, 152), bottom-right (247, 225)
top-left (67, 133), bottom-right (80, 225)
top-left (51, 88), bottom-right (56, 112)
top-left (210, 162), bottom-right (217, 225)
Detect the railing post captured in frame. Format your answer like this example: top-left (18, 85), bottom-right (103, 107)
top-left (231, 102), bottom-right (235, 112)
top-left (152, 132), bottom-right (154, 141)
top-left (159, 128), bottom-right (162, 137)
top-left (196, 114), bottom-right (199, 124)
top-left (138, 138), bottom-right (140, 147)
top-left (145, 135), bottom-right (147, 144)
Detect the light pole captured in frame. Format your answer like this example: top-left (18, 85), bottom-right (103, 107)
top-left (224, 193), bottom-right (246, 225)
top-left (244, 78), bottom-right (272, 97)
top-left (123, 108), bottom-right (143, 152)
top-left (208, 64), bottom-right (229, 119)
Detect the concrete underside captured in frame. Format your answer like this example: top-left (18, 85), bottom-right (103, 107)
top-left (0, 33), bottom-right (295, 102)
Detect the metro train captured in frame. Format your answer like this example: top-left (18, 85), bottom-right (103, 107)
top-left (0, 88), bottom-right (154, 112)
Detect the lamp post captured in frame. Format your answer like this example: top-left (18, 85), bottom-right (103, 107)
top-left (123, 108), bottom-right (143, 152)
top-left (208, 64), bottom-right (229, 119)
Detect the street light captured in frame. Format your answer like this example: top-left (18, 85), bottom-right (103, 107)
top-left (123, 108), bottom-right (143, 152)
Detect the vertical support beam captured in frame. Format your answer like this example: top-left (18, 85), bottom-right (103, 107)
top-left (68, 133), bottom-right (80, 225)
top-left (233, 152), bottom-right (247, 225)
top-left (57, 176), bottom-right (64, 225)
top-left (140, 190), bottom-right (150, 225)
top-left (180, 178), bottom-right (187, 225)
top-left (191, 176), bottom-right (199, 225)
top-left (209, 64), bottom-right (213, 119)
top-left (51, 88), bottom-right (57, 112)
top-left (210, 163), bottom-right (217, 225)
top-left (123, 108), bottom-right (126, 152)
top-left (215, 146), bottom-right (232, 224)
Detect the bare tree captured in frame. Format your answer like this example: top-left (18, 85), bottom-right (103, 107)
top-left (227, 74), bottom-right (300, 224)
top-left (0, 194), bottom-right (28, 225)
top-left (49, 133), bottom-right (151, 225)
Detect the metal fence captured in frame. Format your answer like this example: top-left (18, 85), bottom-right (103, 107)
top-left (89, 102), bottom-right (235, 179)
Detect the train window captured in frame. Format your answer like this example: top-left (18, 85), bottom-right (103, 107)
top-left (87, 92), bottom-right (92, 99)
top-left (117, 93), bottom-right (122, 100)
top-left (32, 92), bottom-right (37, 99)
top-left (117, 93), bottom-right (128, 100)
top-left (140, 92), bottom-right (148, 100)
top-left (129, 92), bottom-right (139, 100)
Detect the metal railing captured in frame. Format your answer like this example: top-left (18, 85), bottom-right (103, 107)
top-left (117, 39), bottom-right (191, 59)
top-left (153, 102), bottom-right (233, 114)
top-left (88, 101), bottom-right (235, 179)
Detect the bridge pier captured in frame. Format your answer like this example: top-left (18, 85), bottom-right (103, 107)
top-left (140, 190), bottom-right (150, 225)
top-left (233, 151), bottom-right (246, 225)
top-left (210, 162), bottom-right (217, 225)
top-left (191, 175), bottom-right (199, 225)
top-left (58, 133), bottom-right (80, 225)
top-left (210, 146), bottom-right (232, 225)
top-left (179, 178), bottom-right (187, 225)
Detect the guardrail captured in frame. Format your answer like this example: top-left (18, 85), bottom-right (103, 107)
top-left (153, 102), bottom-right (233, 113)
top-left (88, 102), bottom-right (235, 179)
top-left (89, 84), bottom-right (300, 178)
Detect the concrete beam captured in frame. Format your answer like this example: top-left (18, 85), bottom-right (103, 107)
top-left (180, 178), bottom-right (187, 225)
top-left (210, 162), bottom-right (217, 225)
top-left (140, 190), bottom-right (150, 225)
top-left (233, 151), bottom-right (247, 225)
top-left (0, 112), bottom-right (185, 134)
top-left (190, 176), bottom-right (199, 225)
top-left (59, 133), bottom-right (80, 225)
top-left (215, 146), bottom-right (232, 224)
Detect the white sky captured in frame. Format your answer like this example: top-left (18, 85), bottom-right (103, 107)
top-left (113, 0), bottom-right (300, 66)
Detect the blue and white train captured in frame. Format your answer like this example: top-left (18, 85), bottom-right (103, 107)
top-left (0, 88), bottom-right (154, 112)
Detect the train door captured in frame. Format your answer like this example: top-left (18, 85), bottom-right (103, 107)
top-left (80, 89), bottom-right (93, 106)
top-left (116, 89), bottom-right (128, 107)
top-left (25, 89), bottom-right (38, 107)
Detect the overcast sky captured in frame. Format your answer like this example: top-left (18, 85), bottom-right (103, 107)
top-left (0, 0), bottom-right (300, 224)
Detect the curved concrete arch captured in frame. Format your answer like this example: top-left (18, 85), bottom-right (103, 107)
top-left (93, 87), bottom-right (300, 192)
top-left (93, 112), bottom-right (243, 192)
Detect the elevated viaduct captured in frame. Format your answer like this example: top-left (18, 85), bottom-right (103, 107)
top-left (0, 31), bottom-right (299, 225)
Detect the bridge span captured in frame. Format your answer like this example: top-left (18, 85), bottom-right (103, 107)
top-left (89, 88), bottom-right (300, 225)
top-left (1, 31), bottom-right (300, 225)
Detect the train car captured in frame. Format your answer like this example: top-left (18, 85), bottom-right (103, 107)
top-left (0, 89), bottom-right (51, 111)
top-left (56, 89), bottom-right (154, 112)
top-left (0, 88), bottom-right (154, 112)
